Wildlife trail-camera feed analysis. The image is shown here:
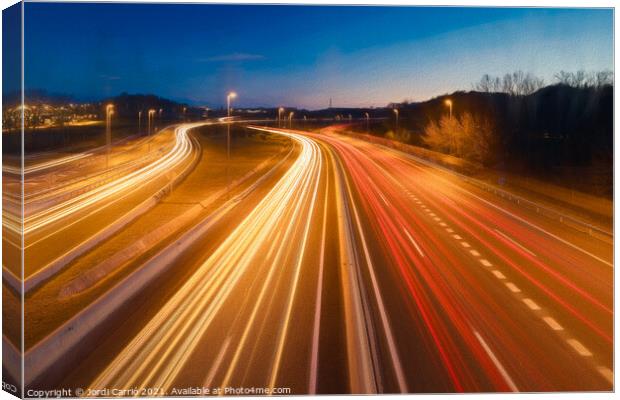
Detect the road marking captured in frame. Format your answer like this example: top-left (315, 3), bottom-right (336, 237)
top-left (542, 317), bottom-right (563, 331)
top-left (522, 298), bottom-right (541, 310)
top-left (470, 249), bottom-right (480, 257)
top-left (479, 259), bottom-right (492, 267)
top-left (505, 282), bottom-right (521, 293)
top-left (203, 337), bottom-right (231, 387)
top-left (378, 192), bottom-right (389, 206)
top-left (597, 367), bottom-right (614, 384)
top-left (566, 339), bottom-right (592, 356)
top-left (439, 222), bottom-right (447, 227)
top-left (461, 242), bottom-right (471, 248)
top-left (403, 227), bottom-right (425, 258)
top-left (452, 234), bottom-right (462, 240)
top-left (446, 228), bottom-right (454, 233)
top-left (433, 217), bottom-right (441, 222)
top-left (494, 229), bottom-right (537, 257)
top-left (429, 212), bottom-right (436, 217)
top-left (473, 331), bottom-right (519, 392)
top-left (492, 270), bottom-right (506, 279)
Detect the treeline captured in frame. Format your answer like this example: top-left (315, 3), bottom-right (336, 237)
top-left (381, 70), bottom-right (613, 195)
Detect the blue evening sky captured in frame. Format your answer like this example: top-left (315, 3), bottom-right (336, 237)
top-left (23, 4), bottom-right (613, 109)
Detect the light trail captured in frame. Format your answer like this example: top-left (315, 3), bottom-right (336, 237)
top-left (57, 123), bottom-right (611, 393)
top-left (4, 123), bottom-right (201, 236)
top-left (89, 128), bottom-right (324, 393)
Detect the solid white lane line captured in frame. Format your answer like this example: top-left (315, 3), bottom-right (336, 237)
top-left (403, 227), bottom-right (425, 258)
top-left (505, 282), bottom-right (521, 293)
top-left (597, 367), bottom-right (614, 384)
top-left (461, 242), bottom-right (471, 248)
top-left (473, 331), bottom-right (519, 392)
top-left (470, 250), bottom-right (480, 257)
top-left (480, 259), bottom-right (493, 267)
top-left (492, 270), bottom-right (506, 280)
top-left (494, 229), bottom-right (537, 257)
top-left (522, 298), bottom-right (541, 311)
top-left (566, 339), bottom-right (592, 356)
top-left (542, 317), bottom-right (563, 331)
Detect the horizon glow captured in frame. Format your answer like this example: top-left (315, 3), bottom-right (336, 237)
top-left (20, 4), bottom-right (613, 109)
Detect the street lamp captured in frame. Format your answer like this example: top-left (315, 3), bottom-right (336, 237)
top-left (105, 104), bottom-right (114, 170)
top-left (278, 107), bottom-right (285, 128)
top-left (393, 108), bottom-right (399, 131)
top-left (227, 92), bottom-right (237, 118)
top-left (365, 112), bottom-right (370, 132)
top-left (148, 109), bottom-right (156, 135)
top-left (444, 99), bottom-right (453, 119)
top-left (138, 110), bottom-right (142, 135)
top-left (289, 111), bottom-right (294, 128)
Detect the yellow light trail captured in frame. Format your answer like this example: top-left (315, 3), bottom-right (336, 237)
top-left (4, 123), bottom-right (202, 236)
top-left (89, 128), bottom-right (323, 393)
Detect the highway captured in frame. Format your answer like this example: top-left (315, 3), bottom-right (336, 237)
top-left (15, 123), bottom-right (612, 394)
top-left (33, 123), bottom-right (608, 395)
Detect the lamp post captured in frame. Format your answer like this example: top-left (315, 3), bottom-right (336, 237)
top-left (365, 112), bottom-right (370, 132)
top-left (138, 110), bottom-right (142, 135)
top-left (148, 109), bottom-right (156, 153)
top-left (105, 104), bottom-right (114, 170)
top-left (289, 111), bottom-right (294, 128)
top-left (278, 107), bottom-right (284, 128)
top-left (444, 99), bottom-right (453, 120)
top-left (182, 106), bottom-right (187, 121)
top-left (227, 92), bottom-right (237, 118)
top-left (393, 108), bottom-right (399, 131)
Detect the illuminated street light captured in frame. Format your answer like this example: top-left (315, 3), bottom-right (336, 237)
top-left (289, 111), bottom-right (294, 128)
top-left (105, 104), bottom-right (115, 170)
top-left (148, 109), bottom-right (156, 135)
top-left (278, 107), bottom-right (285, 128)
top-left (227, 92), bottom-right (237, 118)
top-left (444, 99), bottom-right (453, 119)
top-left (138, 110), bottom-right (142, 134)
top-left (393, 108), bottom-right (399, 130)
top-left (365, 112), bottom-right (370, 132)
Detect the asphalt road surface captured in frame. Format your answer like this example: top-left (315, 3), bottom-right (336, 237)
top-left (17, 123), bottom-right (613, 394)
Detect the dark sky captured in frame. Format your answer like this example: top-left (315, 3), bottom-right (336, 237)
top-left (21, 3), bottom-right (613, 109)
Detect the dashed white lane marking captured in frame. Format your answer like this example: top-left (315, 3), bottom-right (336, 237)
top-left (492, 270), bottom-right (506, 280)
top-left (452, 234), bottom-right (462, 240)
top-left (439, 222), bottom-right (447, 227)
top-left (597, 367), bottom-right (614, 384)
top-left (403, 227), bottom-right (425, 258)
top-left (542, 317), bottom-right (563, 331)
top-left (378, 192), bottom-right (390, 206)
top-left (480, 259), bottom-right (492, 267)
top-left (566, 339), bottom-right (592, 356)
top-left (461, 242), bottom-right (471, 248)
top-left (522, 298), bottom-right (541, 311)
top-left (494, 229), bottom-right (537, 257)
top-left (433, 217), bottom-right (441, 222)
top-left (505, 282), bottom-right (521, 293)
top-left (470, 249), bottom-right (480, 257)
top-left (446, 228), bottom-right (454, 233)
top-left (473, 331), bottom-right (519, 392)
top-left (429, 212), bottom-right (436, 217)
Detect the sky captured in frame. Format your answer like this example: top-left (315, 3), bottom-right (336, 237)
top-left (19, 3), bottom-right (614, 109)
